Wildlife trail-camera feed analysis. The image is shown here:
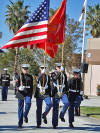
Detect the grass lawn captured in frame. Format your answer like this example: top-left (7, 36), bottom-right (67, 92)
top-left (80, 106), bottom-right (100, 119)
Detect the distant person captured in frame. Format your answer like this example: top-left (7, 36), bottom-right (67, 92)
top-left (1, 68), bottom-right (10, 101)
top-left (68, 68), bottom-right (83, 128)
top-left (16, 64), bottom-right (33, 128)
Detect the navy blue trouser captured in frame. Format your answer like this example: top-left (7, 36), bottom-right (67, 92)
top-left (18, 96), bottom-right (31, 126)
top-left (52, 94), bottom-right (69, 126)
top-left (2, 86), bottom-right (8, 101)
top-left (68, 95), bottom-right (82, 123)
top-left (36, 96), bottom-right (52, 125)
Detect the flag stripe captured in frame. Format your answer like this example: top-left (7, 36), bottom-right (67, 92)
top-left (21, 20), bottom-right (48, 29)
top-left (2, 39), bottom-right (46, 49)
top-left (6, 35), bottom-right (47, 45)
top-left (16, 28), bottom-right (48, 36)
top-left (17, 24), bottom-right (48, 34)
top-left (10, 31), bottom-right (47, 41)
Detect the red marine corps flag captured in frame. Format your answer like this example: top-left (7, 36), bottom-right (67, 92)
top-left (35, 0), bottom-right (66, 58)
top-left (48, 0), bottom-right (66, 45)
top-left (1, 0), bottom-right (50, 49)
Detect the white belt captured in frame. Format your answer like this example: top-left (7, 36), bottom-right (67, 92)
top-left (69, 89), bottom-right (80, 93)
top-left (2, 80), bottom-right (9, 81)
top-left (53, 83), bottom-right (65, 90)
top-left (80, 91), bottom-right (84, 95)
top-left (23, 86), bottom-right (30, 88)
top-left (19, 86), bottom-right (30, 91)
top-left (37, 84), bottom-right (48, 90)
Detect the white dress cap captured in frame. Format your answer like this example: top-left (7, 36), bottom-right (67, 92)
top-left (4, 68), bottom-right (8, 71)
top-left (21, 64), bottom-right (30, 68)
top-left (55, 63), bottom-right (62, 67)
top-left (73, 68), bottom-right (80, 73)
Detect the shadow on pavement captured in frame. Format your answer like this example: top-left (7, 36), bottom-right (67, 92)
top-left (0, 125), bottom-right (36, 132)
top-left (40, 126), bottom-right (69, 130)
top-left (0, 112), bottom-right (7, 114)
top-left (75, 124), bottom-right (100, 132)
top-left (0, 125), bottom-right (74, 132)
top-left (84, 124), bottom-right (100, 127)
top-left (0, 99), bottom-right (16, 102)
top-left (0, 124), bottom-right (100, 132)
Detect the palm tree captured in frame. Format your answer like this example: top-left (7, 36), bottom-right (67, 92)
top-left (6, 0), bottom-right (30, 33)
top-left (5, 0), bottom-right (30, 72)
top-left (86, 4), bottom-right (100, 38)
top-left (49, 8), bottom-right (57, 19)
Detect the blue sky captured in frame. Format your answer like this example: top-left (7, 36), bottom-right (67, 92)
top-left (0, 0), bottom-right (100, 49)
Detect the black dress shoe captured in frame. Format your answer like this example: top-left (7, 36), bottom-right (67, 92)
top-left (74, 113), bottom-right (78, 116)
top-left (69, 123), bottom-right (74, 128)
top-left (42, 115), bottom-right (47, 124)
top-left (2, 99), bottom-right (7, 101)
top-left (53, 125), bottom-right (57, 129)
top-left (37, 125), bottom-right (41, 128)
top-left (24, 117), bottom-right (28, 123)
top-left (60, 117), bottom-right (65, 122)
top-left (18, 125), bottom-right (22, 128)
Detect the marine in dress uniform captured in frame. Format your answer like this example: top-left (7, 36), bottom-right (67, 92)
top-left (16, 64), bottom-right (33, 128)
top-left (68, 68), bottom-right (83, 128)
top-left (34, 65), bottom-right (52, 128)
top-left (1, 68), bottom-right (10, 101)
top-left (51, 63), bottom-right (69, 129)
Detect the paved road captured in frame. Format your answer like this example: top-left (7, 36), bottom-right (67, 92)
top-left (0, 90), bottom-right (100, 133)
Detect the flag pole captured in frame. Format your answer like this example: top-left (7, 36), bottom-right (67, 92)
top-left (81, 0), bottom-right (87, 77)
top-left (61, 43), bottom-right (64, 95)
top-left (42, 0), bottom-right (49, 89)
top-left (44, 41), bottom-right (47, 68)
top-left (81, 0), bottom-right (87, 66)
top-left (61, 0), bottom-right (66, 66)
top-left (61, 44), bottom-right (64, 66)
top-left (42, 40), bottom-right (47, 89)
top-left (61, 0), bottom-right (66, 90)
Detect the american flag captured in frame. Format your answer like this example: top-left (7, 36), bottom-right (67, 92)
top-left (2, 0), bottom-right (50, 49)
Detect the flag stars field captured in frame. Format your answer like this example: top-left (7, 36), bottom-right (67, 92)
top-left (26, 0), bottom-right (48, 24)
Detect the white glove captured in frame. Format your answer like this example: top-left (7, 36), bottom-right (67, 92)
top-left (42, 69), bottom-right (46, 74)
top-left (80, 91), bottom-right (84, 95)
top-left (60, 66), bottom-right (64, 72)
top-left (19, 86), bottom-right (25, 91)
